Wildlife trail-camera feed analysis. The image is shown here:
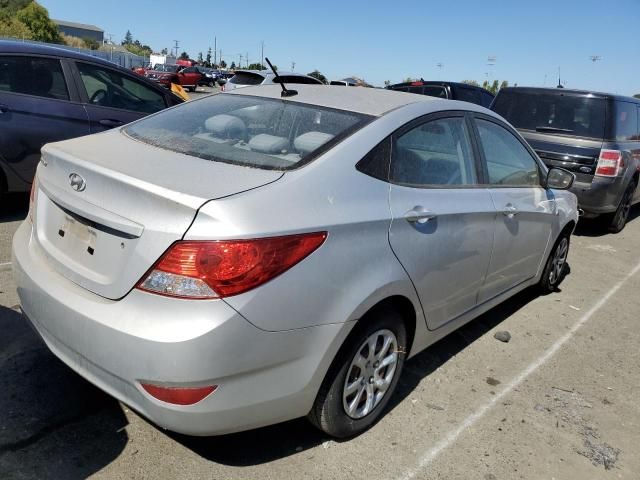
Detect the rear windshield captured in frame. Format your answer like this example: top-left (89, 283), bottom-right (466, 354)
top-left (229, 72), bottom-right (265, 85)
top-left (493, 90), bottom-right (606, 140)
top-left (274, 75), bottom-right (323, 85)
top-left (124, 94), bottom-right (372, 170)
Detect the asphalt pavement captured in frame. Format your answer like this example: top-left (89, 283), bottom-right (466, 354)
top-left (1, 193), bottom-right (639, 480)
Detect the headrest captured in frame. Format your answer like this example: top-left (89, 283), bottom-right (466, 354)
top-left (204, 114), bottom-right (246, 139)
top-left (248, 134), bottom-right (289, 154)
top-left (294, 132), bottom-right (334, 155)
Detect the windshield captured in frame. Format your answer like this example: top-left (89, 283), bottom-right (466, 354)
top-left (493, 90), bottom-right (606, 140)
top-left (153, 64), bottom-right (179, 73)
top-left (124, 94), bottom-right (372, 170)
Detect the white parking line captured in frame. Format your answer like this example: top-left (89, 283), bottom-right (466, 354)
top-left (0, 261), bottom-right (11, 272)
top-left (397, 258), bottom-right (640, 480)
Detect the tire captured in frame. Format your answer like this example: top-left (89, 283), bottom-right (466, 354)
top-left (308, 307), bottom-right (407, 438)
top-left (188, 85), bottom-right (196, 92)
top-left (606, 180), bottom-right (636, 233)
top-left (538, 232), bottom-right (570, 294)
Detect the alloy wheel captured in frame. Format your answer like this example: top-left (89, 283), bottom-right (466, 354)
top-left (342, 329), bottom-right (398, 419)
top-left (548, 237), bottom-right (568, 285)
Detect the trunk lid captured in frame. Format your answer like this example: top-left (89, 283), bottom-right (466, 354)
top-left (33, 129), bottom-right (283, 299)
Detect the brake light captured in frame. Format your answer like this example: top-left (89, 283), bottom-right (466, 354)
top-left (595, 149), bottom-right (624, 177)
top-left (137, 232), bottom-right (327, 299)
top-left (141, 383), bottom-right (217, 405)
top-left (410, 81), bottom-right (424, 86)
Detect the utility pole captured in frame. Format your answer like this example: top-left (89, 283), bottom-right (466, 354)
top-left (246, 52), bottom-right (249, 68)
top-left (291, 61), bottom-right (295, 71)
top-left (260, 41), bottom-right (264, 69)
top-left (173, 40), bottom-right (179, 57)
top-left (214, 36), bottom-right (217, 66)
top-left (238, 54), bottom-right (242, 68)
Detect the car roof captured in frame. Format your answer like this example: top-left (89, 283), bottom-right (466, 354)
top-left (388, 80), bottom-right (493, 94)
top-left (499, 86), bottom-right (640, 104)
top-left (0, 39), bottom-right (122, 69)
top-left (226, 84), bottom-right (452, 116)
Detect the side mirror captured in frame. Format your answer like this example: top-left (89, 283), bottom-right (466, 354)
top-left (545, 167), bottom-right (575, 190)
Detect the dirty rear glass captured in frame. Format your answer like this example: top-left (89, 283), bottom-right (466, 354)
top-left (124, 94), bottom-right (371, 170)
top-left (493, 91), bottom-right (606, 140)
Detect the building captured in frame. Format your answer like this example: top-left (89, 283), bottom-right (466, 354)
top-left (54, 19), bottom-right (104, 43)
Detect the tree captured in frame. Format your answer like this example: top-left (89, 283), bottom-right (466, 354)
top-left (247, 62), bottom-right (265, 70)
top-left (197, 51), bottom-right (203, 63)
top-left (206, 47), bottom-right (212, 67)
top-left (384, 80), bottom-right (391, 87)
top-left (160, 47), bottom-right (168, 55)
top-left (82, 37), bottom-right (99, 50)
top-left (634, 94), bottom-right (640, 99)
top-left (15, 1), bottom-right (61, 43)
top-left (122, 29), bottom-right (133, 45)
top-left (179, 51), bottom-right (189, 60)
top-left (461, 79), bottom-right (480, 87)
top-left (500, 80), bottom-right (509, 90)
top-left (0, 16), bottom-right (33, 39)
top-left (230, 61), bottom-right (236, 70)
top-left (220, 59), bottom-right (227, 69)
top-left (307, 69), bottom-right (327, 84)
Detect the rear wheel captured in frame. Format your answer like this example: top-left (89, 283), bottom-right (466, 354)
top-left (606, 180), bottom-right (636, 233)
top-left (188, 85), bottom-right (196, 92)
top-left (308, 307), bottom-right (407, 438)
top-left (539, 232), bottom-right (570, 294)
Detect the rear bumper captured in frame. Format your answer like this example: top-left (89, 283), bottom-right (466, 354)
top-left (569, 176), bottom-right (626, 216)
top-left (12, 221), bottom-right (351, 435)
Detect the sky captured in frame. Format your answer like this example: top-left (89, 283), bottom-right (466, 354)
top-left (41, 0), bottom-right (640, 95)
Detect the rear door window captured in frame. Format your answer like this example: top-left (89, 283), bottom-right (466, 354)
top-left (492, 90), bottom-right (606, 140)
top-left (613, 101), bottom-right (639, 141)
top-left (76, 62), bottom-right (167, 114)
top-left (0, 56), bottom-right (69, 100)
top-left (476, 118), bottom-right (540, 186)
top-left (390, 116), bottom-right (478, 187)
top-left (274, 75), bottom-right (322, 85)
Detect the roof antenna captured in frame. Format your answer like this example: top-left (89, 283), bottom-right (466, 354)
top-left (265, 57), bottom-right (298, 98)
top-left (557, 66), bottom-right (564, 89)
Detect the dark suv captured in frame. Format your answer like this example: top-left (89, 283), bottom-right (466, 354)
top-left (386, 80), bottom-right (494, 108)
top-left (0, 40), bottom-right (183, 197)
top-left (492, 87), bottom-right (640, 232)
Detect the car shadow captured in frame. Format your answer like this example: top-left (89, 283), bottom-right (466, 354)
top-left (0, 305), bottom-right (128, 480)
top-left (0, 193), bottom-right (29, 223)
top-left (170, 283), bottom-right (547, 467)
top-left (573, 205), bottom-right (639, 237)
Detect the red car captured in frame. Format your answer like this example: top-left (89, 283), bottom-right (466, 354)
top-left (144, 64), bottom-right (202, 92)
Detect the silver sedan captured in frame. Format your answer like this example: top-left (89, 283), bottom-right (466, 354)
top-left (12, 85), bottom-right (578, 438)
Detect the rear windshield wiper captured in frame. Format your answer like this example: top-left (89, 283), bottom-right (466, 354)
top-left (535, 126), bottom-right (574, 133)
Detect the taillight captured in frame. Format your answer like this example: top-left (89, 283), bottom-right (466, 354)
top-left (137, 232), bottom-right (327, 299)
top-left (595, 150), bottom-right (624, 177)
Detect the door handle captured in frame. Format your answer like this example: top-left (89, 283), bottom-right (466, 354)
top-left (502, 204), bottom-right (518, 218)
top-left (404, 206), bottom-right (436, 224)
top-left (0, 104), bottom-right (9, 114)
top-left (99, 119), bottom-right (124, 128)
